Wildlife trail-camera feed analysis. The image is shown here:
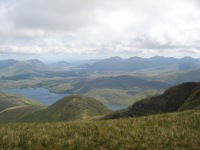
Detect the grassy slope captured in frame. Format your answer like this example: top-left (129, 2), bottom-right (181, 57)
top-left (0, 93), bottom-right (44, 123)
top-left (105, 82), bottom-right (200, 119)
top-left (0, 106), bottom-right (45, 123)
top-left (179, 84), bottom-right (200, 111)
top-left (0, 92), bottom-right (42, 112)
top-left (0, 110), bottom-right (199, 149)
top-left (21, 95), bottom-right (112, 122)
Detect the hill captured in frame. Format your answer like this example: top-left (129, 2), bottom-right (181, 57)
top-left (0, 110), bottom-right (199, 149)
top-left (105, 82), bottom-right (200, 119)
top-left (71, 75), bottom-right (170, 106)
top-left (164, 68), bottom-right (200, 84)
top-left (73, 75), bottom-right (170, 93)
top-left (0, 92), bottom-right (44, 122)
top-left (0, 59), bottom-right (49, 80)
top-left (21, 95), bottom-right (112, 122)
top-left (0, 59), bottom-right (19, 69)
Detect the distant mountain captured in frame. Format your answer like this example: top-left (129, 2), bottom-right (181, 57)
top-left (0, 59), bottom-right (50, 79)
top-left (0, 59), bottom-right (19, 69)
top-left (179, 56), bottom-right (196, 63)
top-left (0, 92), bottom-right (44, 123)
top-left (51, 61), bottom-right (72, 68)
top-left (86, 56), bottom-right (200, 72)
top-left (178, 57), bottom-right (197, 71)
top-left (21, 95), bottom-right (112, 122)
top-left (0, 59), bottom-right (47, 70)
top-left (105, 82), bottom-right (200, 119)
top-left (0, 59), bottom-right (90, 80)
top-left (23, 59), bottom-right (47, 69)
top-left (72, 75), bottom-right (171, 93)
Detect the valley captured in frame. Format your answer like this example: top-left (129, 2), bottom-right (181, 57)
top-left (0, 56), bottom-right (200, 149)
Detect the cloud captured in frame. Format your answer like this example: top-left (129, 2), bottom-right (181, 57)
top-left (0, 0), bottom-right (200, 58)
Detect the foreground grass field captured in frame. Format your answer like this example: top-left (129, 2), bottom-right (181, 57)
top-left (0, 110), bottom-right (200, 150)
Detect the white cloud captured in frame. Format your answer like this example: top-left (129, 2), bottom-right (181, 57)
top-left (0, 0), bottom-right (200, 59)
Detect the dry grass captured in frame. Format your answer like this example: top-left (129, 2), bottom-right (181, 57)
top-left (0, 110), bottom-right (199, 150)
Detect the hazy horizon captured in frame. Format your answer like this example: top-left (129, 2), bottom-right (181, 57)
top-left (0, 55), bottom-right (199, 64)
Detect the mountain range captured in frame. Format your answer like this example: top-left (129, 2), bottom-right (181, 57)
top-left (1, 56), bottom-right (200, 81)
top-left (1, 56), bottom-right (200, 73)
top-left (86, 56), bottom-right (200, 72)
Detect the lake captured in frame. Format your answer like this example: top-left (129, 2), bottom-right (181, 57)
top-left (1, 88), bottom-right (67, 106)
top-left (103, 103), bottom-right (127, 111)
top-left (1, 88), bottom-right (127, 110)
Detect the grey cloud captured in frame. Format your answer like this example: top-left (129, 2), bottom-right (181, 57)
top-left (8, 0), bottom-right (101, 31)
top-left (0, 0), bottom-right (200, 58)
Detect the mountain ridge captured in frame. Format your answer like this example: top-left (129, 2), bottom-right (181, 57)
top-left (73, 75), bottom-right (171, 93)
top-left (21, 95), bottom-right (112, 122)
top-left (104, 82), bottom-right (200, 119)
top-left (86, 56), bottom-right (200, 72)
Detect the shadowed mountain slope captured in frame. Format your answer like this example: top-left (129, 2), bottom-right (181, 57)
top-left (105, 82), bottom-right (200, 119)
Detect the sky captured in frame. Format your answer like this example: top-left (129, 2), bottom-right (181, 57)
top-left (0, 0), bottom-right (200, 61)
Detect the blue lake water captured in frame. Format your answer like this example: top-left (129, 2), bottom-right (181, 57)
top-left (104, 104), bottom-right (127, 111)
top-left (1, 88), bottom-right (127, 110)
top-left (1, 88), bottom-right (67, 106)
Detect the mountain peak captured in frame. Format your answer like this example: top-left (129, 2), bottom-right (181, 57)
top-left (21, 95), bottom-right (112, 122)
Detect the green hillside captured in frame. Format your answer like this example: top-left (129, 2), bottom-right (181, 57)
top-left (0, 110), bottom-right (199, 149)
top-left (0, 105), bottom-right (44, 123)
top-left (179, 84), bottom-right (200, 111)
top-left (105, 82), bottom-right (200, 119)
top-left (167, 69), bottom-right (200, 83)
top-left (0, 92), bottom-right (44, 122)
top-left (72, 75), bottom-right (169, 106)
top-left (73, 75), bottom-right (170, 93)
top-left (21, 95), bottom-right (112, 122)
top-left (0, 92), bottom-right (42, 111)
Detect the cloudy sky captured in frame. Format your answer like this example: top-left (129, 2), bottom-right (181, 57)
top-left (0, 0), bottom-right (200, 61)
